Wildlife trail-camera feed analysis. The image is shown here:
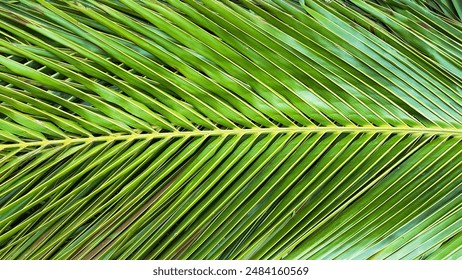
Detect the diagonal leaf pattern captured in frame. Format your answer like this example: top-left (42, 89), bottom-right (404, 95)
top-left (0, 0), bottom-right (461, 259)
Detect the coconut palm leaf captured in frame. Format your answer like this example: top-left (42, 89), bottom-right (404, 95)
top-left (0, 0), bottom-right (461, 260)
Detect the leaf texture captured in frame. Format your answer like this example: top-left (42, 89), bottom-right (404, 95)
top-left (0, 0), bottom-right (461, 259)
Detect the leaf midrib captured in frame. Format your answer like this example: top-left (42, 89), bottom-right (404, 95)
top-left (1, 125), bottom-right (461, 150)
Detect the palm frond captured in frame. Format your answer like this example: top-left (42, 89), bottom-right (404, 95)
top-left (0, 0), bottom-right (461, 260)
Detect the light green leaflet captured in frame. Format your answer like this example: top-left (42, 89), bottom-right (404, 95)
top-left (0, 0), bottom-right (461, 260)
